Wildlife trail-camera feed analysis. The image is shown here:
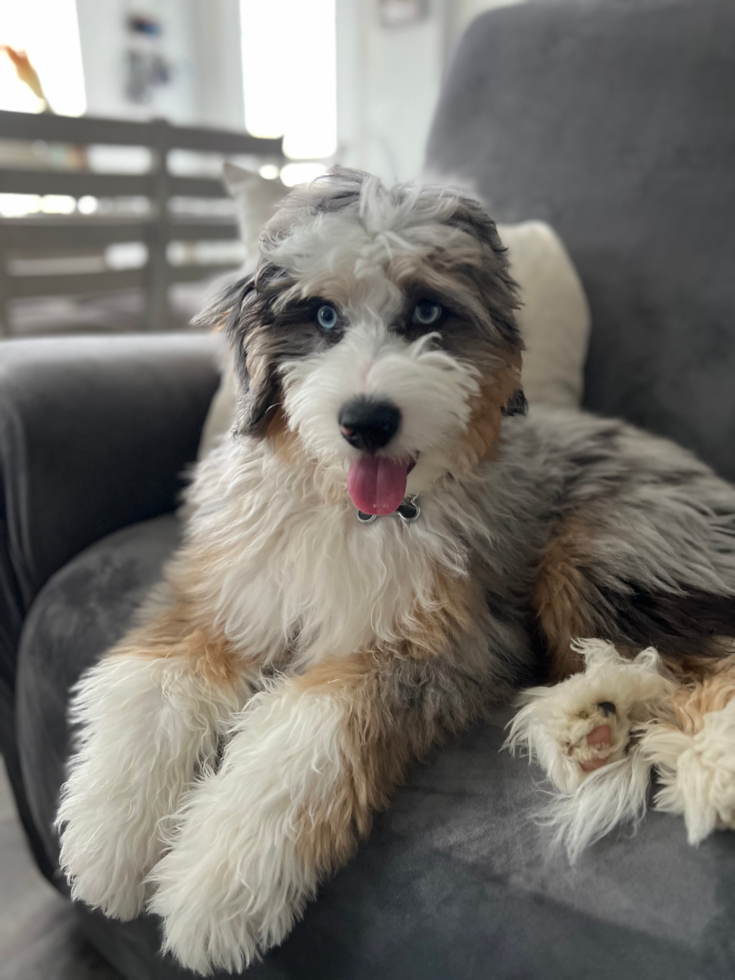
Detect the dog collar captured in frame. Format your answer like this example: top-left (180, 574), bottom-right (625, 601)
top-left (356, 495), bottom-right (420, 525)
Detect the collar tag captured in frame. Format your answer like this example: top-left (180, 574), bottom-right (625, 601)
top-left (356, 495), bottom-right (420, 525)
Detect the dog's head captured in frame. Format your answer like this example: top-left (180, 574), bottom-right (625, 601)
top-left (203, 168), bottom-right (525, 514)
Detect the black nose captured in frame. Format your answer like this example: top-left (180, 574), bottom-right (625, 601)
top-left (339, 397), bottom-right (401, 452)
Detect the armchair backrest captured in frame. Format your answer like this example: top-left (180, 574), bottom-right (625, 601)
top-left (426, 0), bottom-right (735, 481)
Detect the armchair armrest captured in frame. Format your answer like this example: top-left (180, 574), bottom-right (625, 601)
top-left (0, 331), bottom-right (221, 880)
top-left (0, 331), bottom-right (221, 657)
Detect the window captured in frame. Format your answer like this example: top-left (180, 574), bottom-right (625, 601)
top-left (0, 0), bottom-right (85, 115)
top-left (240, 0), bottom-right (337, 162)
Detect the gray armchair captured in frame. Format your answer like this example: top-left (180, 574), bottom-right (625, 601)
top-left (3, 2), bottom-right (735, 978)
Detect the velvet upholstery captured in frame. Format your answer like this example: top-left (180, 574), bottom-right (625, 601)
top-left (0, 333), bottom-right (220, 617)
top-left (427, 0), bottom-right (735, 483)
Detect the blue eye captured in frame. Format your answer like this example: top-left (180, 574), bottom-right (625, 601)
top-left (316, 303), bottom-right (338, 331)
top-left (412, 300), bottom-right (442, 326)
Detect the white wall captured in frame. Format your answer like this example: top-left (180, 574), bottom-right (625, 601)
top-left (73, 0), bottom-right (522, 176)
top-left (190, 0), bottom-right (245, 131)
top-left (335, 0), bottom-right (525, 183)
top-left (0, 0), bottom-right (86, 115)
top-left (75, 0), bottom-right (244, 128)
top-left (336, 0), bottom-right (446, 183)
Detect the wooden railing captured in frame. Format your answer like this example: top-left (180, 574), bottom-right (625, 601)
top-left (0, 110), bottom-right (283, 335)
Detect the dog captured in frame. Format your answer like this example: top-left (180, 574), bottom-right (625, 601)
top-left (57, 168), bottom-right (735, 975)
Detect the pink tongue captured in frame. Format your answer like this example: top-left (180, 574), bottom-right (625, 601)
top-left (347, 457), bottom-right (409, 516)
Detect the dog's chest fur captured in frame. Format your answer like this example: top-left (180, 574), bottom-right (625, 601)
top-left (181, 435), bottom-right (539, 670)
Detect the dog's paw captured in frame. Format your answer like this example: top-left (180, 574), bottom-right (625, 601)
top-left (506, 640), bottom-right (675, 794)
top-left (556, 698), bottom-right (628, 777)
top-left (149, 808), bottom-right (310, 976)
top-left (642, 697), bottom-right (735, 845)
top-left (148, 683), bottom-right (351, 973)
top-left (150, 858), bottom-right (260, 976)
top-left (57, 792), bottom-right (150, 920)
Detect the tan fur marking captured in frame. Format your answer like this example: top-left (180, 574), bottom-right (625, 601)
top-left (272, 271), bottom-right (365, 312)
top-left (294, 565), bottom-right (479, 876)
top-left (665, 654), bottom-right (735, 735)
top-left (400, 566), bottom-right (485, 658)
top-left (294, 654), bottom-right (416, 876)
top-left (242, 324), bottom-right (272, 388)
top-left (534, 512), bottom-right (735, 682)
top-left (182, 631), bottom-right (243, 688)
top-left (533, 513), bottom-right (598, 680)
top-left (453, 354), bottom-right (523, 472)
top-left (262, 405), bottom-right (346, 506)
top-left (112, 604), bottom-right (242, 689)
top-left (265, 405), bottom-right (300, 464)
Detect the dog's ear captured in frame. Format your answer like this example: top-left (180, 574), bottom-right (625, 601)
top-left (446, 193), bottom-right (504, 252)
top-left (444, 194), bottom-right (522, 353)
top-left (193, 274), bottom-right (255, 333)
top-left (195, 274), bottom-right (279, 438)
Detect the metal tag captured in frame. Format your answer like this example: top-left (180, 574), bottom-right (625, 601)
top-left (356, 496), bottom-right (420, 525)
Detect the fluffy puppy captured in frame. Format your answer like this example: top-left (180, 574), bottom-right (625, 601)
top-left (57, 168), bottom-right (735, 975)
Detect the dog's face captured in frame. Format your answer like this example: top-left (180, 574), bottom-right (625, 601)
top-left (207, 169), bottom-right (524, 514)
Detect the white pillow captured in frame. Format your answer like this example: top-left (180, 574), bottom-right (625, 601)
top-left (195, 165), bottom-right (288, 461)
top-left (222, 161), bottom-right (289, 273)
top-left (498, 220), bottom-right (590, 409)
top-left (197, 167), bottom-right (590, 459)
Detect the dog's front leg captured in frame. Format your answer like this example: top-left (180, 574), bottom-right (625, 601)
top-left (57, 610), bottom-right (255, 919)
top-left (149, 646), bottom-right (487, 975)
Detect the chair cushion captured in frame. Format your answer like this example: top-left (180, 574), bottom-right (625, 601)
top-left (15, 515), bottom-right (735, 979)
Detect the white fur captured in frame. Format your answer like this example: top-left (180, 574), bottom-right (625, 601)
top-left (268, 174), bottom-right (469, 286)
top-left (148, 683), bottom-right (346, 975)
top-left (282, 321), bottom-right (480, 495)
top-left (507, 642), bottom-right (735, 856)
top-left (269, 179), bottom-right (487, 499)
top-left (194, 218), bottom-right (592, 464)
top-left (505, 640), bottom-right (676, 859)
top-left (185, 434), bottom-right (491, 671)
top-left (57, 653), bottom-right (248, 919)
top-left (506, 640), bottom-right (675, 793)
top-left (641, 701), bottom-right (735, 845)
top-left (536, 752), bottom-right (654, 863)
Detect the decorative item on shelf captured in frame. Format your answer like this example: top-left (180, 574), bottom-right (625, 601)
top-left (0, 45), bottom-right (50, 112)
top-left (124, 10), bottom-right (172, 105)
top-left (379, 0), bottom-right (429, 28)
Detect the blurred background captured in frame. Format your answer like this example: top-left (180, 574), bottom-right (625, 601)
top-left (0, 0), bottom-right (510, 338)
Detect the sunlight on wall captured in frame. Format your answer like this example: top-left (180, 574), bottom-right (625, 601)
top-left (0, 0), bottom-right (86, 115)
top-left (240, 0), bottom-right (336, 160)
top-left (279, 161), bottom-right (328, 186)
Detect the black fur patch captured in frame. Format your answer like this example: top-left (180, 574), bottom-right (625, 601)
top-left (597, 583), bottom-right (735, 657)
top-left (501, 390), bottom-right (528, 417)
